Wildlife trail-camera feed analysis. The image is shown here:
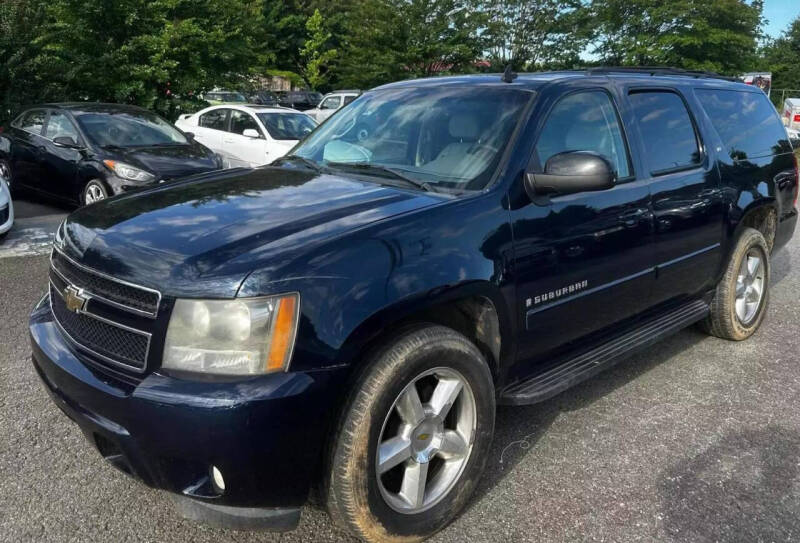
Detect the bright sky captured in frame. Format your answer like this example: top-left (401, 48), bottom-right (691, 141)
top-left (764, 0), bottom-right (800, 38)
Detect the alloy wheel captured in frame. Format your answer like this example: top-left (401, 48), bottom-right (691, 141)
top-left (375, 367), bottom-right (476, 514)
top-left (84, 183), bottom-right (106, 204)
top-left (734, 249), bottom-right (765, 325)
top-left (0, 161), bottom-right (11, 191)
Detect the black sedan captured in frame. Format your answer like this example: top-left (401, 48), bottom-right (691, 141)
top-left (0, 103), bottom-right (223, 206)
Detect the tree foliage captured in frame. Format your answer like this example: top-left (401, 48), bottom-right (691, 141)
top-left (0, 0), bottom-right (795, 124)
top-left (590, 0), bottom-right (764, 74)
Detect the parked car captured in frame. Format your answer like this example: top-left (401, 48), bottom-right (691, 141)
top-left (277, 90), bottom-right (323, 111)
top-left (782, 97), bottom-right (800, 131)
top-left (201, 91), bottom-right (248, 105)
top-left (0, 173), bottom-right (12, 240)
top-left (29, 70), bottom-right (798, 542)
top-left (305, 90), bottom-right (361, 122)
top-left (0, 103), bottom-right (222, 205)
top-left (175, 104), bottom-right (317, 168)
top-left (248, 90), bottom-right (279, 106)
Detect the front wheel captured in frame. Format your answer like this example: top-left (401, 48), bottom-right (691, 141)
top-left (0, 159), bottom-right (13, 193)
top-left (326, 325), bottom-right (495, 542)
top-left (82, 179), bottom-right (109, 206)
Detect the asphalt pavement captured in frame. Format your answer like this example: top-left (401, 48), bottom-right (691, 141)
top-left (1, 203), bottom-right (799, 542)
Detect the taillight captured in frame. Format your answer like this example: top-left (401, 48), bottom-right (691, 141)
top-left (795, 114), bottom-right (800, 123)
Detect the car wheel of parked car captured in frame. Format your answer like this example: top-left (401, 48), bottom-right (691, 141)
top-left (0, 160), bottom-right (13, 193)
top-left (82, 180), bottom-right (109, 205)
top-left (326, 325), bottom-right (495, 543)
top-left (701, 227), bottom-right (770, 341)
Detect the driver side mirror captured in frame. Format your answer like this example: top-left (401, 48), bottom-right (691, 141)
top-left (242, 128), bottom-right (261, 139)
top-left (53, 136), bottom-right (82, 149)
top-left (525, 151), bottom-right (615, 199)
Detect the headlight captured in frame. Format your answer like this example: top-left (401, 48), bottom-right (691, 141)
top-left (103, 160), bottom-right (155, 183)
top-left (162, 293), bottom-right (299, 376)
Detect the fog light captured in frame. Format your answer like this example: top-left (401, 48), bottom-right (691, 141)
top-left (211, 465), bottom-right (225, 493)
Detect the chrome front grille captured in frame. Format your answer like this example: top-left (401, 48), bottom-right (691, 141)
top-left (48, 247), bottom-right (161, 373)
top-left (50, 283), bottom-right (150, 370)
top-left (51, 248), bottom-right (161, 317)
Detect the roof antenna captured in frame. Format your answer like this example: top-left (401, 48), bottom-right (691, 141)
top-left (501, 63), bottom-right (518, 83)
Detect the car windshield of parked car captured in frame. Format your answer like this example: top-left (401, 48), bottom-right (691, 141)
top-left (75, 111), bottom-right (188, 148)
top-left (292, 86), bottom-right (532, 191)
top-left (258, 113), bottom-right (317, 140)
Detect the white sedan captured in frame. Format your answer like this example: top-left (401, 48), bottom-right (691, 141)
top-left (0, 173), bottom-right (13, 240)
top-left (175, 105), bottom-right (317, 168)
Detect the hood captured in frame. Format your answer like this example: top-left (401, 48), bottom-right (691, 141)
top-left (61, 167), bottom-right (443, 297)
top-left (108, 142), bottom-right (219, 180)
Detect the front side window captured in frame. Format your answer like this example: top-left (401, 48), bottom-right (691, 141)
top-left (45, 112), bottom-right (79, 141)
top-left (629, 91), bottom-right (701, 174)
top-left (257, 113), bottom-right (316, 140)
top-left (320, 96), bottom-right (342, 110)
top-left (535, 91), bottom-right (631, 178)
top-left (695, 89), bottom-right (791, 160)
top-left (293, 86), bottom-right (532, 191)
top-left (199, 109), bottom-right (228, 131)
top-left (19, 110), bottom-right (46, 135)
top-left (229, 110), bottom-right (261, 136)
top-left (75, 110), bottom-right (187, 148)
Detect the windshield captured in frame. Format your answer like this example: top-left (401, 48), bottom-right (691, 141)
top-left (292, 86), bottom-right (532, 191)
top-left (76, 111), bottom-right (188, 148)
top-left (258, 112), bottom-right (317, 141)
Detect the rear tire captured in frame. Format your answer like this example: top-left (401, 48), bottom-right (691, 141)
top-left (326, 325), bottom-right (495, 542)
top-left (700, 227), bottom-right (770, 341)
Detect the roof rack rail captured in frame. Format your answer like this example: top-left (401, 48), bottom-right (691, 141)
top-left (585, 66), bottom-right (739, 82)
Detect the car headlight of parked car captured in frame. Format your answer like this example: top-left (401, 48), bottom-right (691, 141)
top-left (103, 160), bottom-right (155, 183)
top-left (162, 293), bottom-right (299, 376)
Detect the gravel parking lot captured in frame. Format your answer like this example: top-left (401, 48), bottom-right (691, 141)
top-left (1, 213), bottom-right (798, 542)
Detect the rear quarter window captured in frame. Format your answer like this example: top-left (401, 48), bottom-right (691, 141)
top-left (695, 89), bottom-right (791, 160)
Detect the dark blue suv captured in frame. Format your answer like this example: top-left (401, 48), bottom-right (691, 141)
top-left (29, 69), bottom-right (798, 542)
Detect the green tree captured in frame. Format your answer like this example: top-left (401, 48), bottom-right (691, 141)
top-left (762, 17), bottom-right (800, 95)
top-left (591, 0), bottom-right (764, 74)
top-left (301, 9), bottom-right (338, 89)
top-left (481, 0), bottom-right (590, 70)
top-left (31, 0), bottom-right (265, 118)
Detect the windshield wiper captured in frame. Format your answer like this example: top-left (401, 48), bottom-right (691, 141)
top-left (325, 162), bottom-right (435, 192)
top-left (274, 154), bottom-right (325, 172)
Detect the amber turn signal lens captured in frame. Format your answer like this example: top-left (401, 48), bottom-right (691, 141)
top-left (265, 294), bottom-right (299, 372)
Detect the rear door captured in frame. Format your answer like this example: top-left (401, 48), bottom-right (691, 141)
top-left (626, 88), bottom-right (724, 305)
top-left (512, 85), bottom-right (655, 361)
top-left (193, 108), bottom-right (228, 156)
top-left (224, 110), bottom-right (268, 167)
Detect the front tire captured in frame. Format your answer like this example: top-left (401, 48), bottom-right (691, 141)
top-left (81, 179), bottom-right (109, 206)
top-left (326, 325), bottom-right (495, 542)
top-left (701, 227), bottom-right (770, 341)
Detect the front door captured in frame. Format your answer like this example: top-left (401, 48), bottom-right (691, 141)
top-left (511, 87), bottom-right (654, 364)
top-left (39, 110), bottom-right (84, 201)
top-left (225, 110), bottom-right (268, 167)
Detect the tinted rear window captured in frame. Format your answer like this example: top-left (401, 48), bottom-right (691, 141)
top-left (695, 89), bottom-right (791, 160)
top-left (629, 91), bottom-right (701, 174)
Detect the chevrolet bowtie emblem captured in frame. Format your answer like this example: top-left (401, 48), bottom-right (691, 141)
top-left (63, 285), bottom-right (88, 313)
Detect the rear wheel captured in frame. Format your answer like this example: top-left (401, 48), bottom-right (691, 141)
top-left (326, 325), bottom-right (495, 542)
top-left (82, 179), bottom-right (108, 206)
top-left (701, 227), bottom-right (770, 341)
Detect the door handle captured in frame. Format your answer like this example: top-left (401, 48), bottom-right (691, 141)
top-left (618, 209), bottom-right (649, 227)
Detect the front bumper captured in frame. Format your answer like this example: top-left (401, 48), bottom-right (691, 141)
top-left (30, 295), bottom-right (344, 525)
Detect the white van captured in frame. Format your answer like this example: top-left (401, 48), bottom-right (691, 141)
top-left (782, 98), bottom-right (800, 131)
